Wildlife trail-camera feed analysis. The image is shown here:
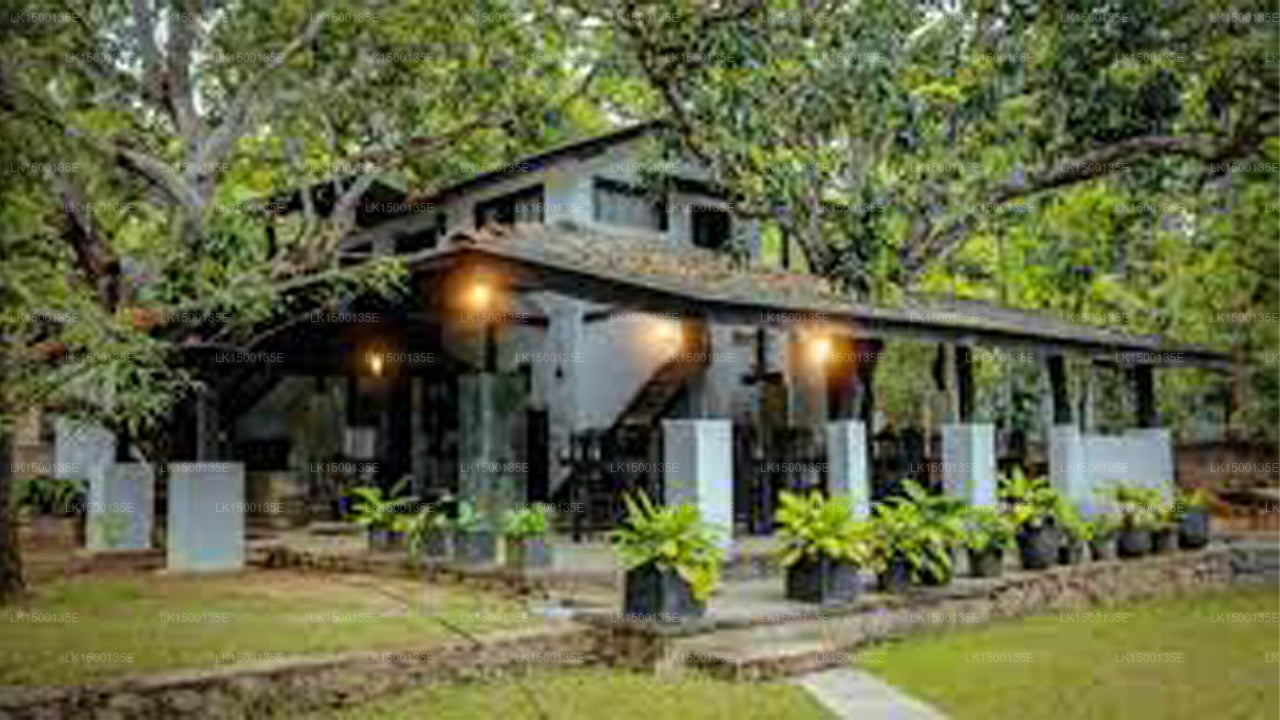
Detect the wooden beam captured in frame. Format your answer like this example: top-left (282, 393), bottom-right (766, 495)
top-left (1047, 354), bottom-right (1073, 425)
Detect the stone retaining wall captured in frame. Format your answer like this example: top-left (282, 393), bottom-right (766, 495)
top-left (0, 627), bottom-right (597, 720)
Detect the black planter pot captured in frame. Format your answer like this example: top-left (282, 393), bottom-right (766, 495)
top-left (419, 529), bottom-right (450, 559)
top-left (368, 528), bottom-right (404, 552)
top-left (877, 555), bottom-right (912, 593)
top-left (623, 563), bottom-right (704, 622)
top-left (1058, 540), bottom-right (1086, 565)
top-left (968, 547), bottom-right (1004, 578)
top-left (1150, 527), bottom-right (1177, 554)
top-left (1178, 508), bottom-right (1210, 550)
top-left (504, 536), bottom-right (551, 570)
top-left (1016, 525), bottom-right (1058, 570)
top-left (1089, 534), bottom-right (1117, 562)
top-left (454, 529), bottom-right (497, 565)
top-left (1117, 527), bottom-right (1150, 558)
top-left (785, 555), bottom-right (861, 605)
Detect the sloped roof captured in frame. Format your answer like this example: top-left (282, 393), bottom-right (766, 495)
top-left (402, 221), bottom-right (1227, 366)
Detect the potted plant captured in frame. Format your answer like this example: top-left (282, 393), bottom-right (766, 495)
top-left (900, 481), bottom-right (965, 585)
top-left (1150, 500), bottom-right (1179, 554)
top-left (16, 478), bottom-right (86, 548)
top-left (1052, 497), bottom-right (1091, 565)
top-left (1109, 484), bottom-right (1160, 559)
top-left (1174, 488), bottom-right (1211, 550)
top-left (871, 492), bottom-right (954, 591)
top-left (406, 503), bottom-right (452, 560)
top-left (1085, 511), bottom-right (1119, 561)
top-left (452, 500), bottom-right (497, 565)
top-left (348, 479), bottom-right (417, 551)
top-left (999, 469), bottom-right (1059, 570)
top-left (610, 490), bottom-right (724, 621)
top-left (961, 505), bottom-right (1014, 578)
top-left (775, 491), bottom-right (878, 604)
top-left (502, 504), bottom-right (552, 570)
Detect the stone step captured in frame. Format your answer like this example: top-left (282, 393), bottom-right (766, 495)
top-left (686, 636), bottom-right (860, 681)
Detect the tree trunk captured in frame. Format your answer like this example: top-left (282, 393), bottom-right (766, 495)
top-left (0, 382), bottom-right (24, 604)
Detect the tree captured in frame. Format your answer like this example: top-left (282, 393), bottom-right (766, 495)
top-left (0, 0), bottom-right (603, 602)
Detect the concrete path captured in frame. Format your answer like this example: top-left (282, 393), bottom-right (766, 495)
top-left (794, 667), bottom-right (949, 720)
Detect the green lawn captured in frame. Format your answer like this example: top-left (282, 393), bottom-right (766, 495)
top-left (298, 668), bottom-right (833, 720)
top-left (860, 583), bottom-right (1280, 720)
top-left (0, 571), bottom-right (537, 685)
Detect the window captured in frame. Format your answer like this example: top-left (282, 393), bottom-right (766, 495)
top-left (592, 178), bottom-right (668, 232)
top-left (691, 206), bottom-right (732, 251)
top-left (474, 185), bottom-right (544, 228)
top-left (394, 211), bottom-right (446, 254)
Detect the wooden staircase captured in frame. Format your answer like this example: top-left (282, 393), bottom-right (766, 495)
top-left (611, 317), bottom-right (711, 431)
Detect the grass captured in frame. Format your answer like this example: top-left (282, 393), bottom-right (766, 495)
top-left (297, 668), bottom-right (833, 720)
top-left (859, 583), bottom-right (1280, 720)
top-left (0, 570), bottom-right (538, 685)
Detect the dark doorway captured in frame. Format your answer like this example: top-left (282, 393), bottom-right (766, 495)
top-left (691, 206), bottom-right (732, 251)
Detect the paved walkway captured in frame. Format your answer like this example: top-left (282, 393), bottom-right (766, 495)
top-left (794, 667), bottom-right (949, 720)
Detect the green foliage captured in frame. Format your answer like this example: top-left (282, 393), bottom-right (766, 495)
top-left (961, 506), bottom-right (1016, 552)
top-left (998, 469), bottom-right (1058, 529)
top-left (404, 501), bottom-right (453, 554)
top-left (502, 505), bottom-right (550, 539)
top-left (1052, 497), bottom-right (1093, 543)
top-left (1103, 483), bottom-right (1164, 531)
top-left (90, 512), bottom-right (132, 550)
top-left (452, 500), bottom-right (489, 533)
top-left (774, 491), bottom-right (877, 567)
top-left (347, 480), bottom-right (417, 532)
top-left (14, 478), bottom-right (85, 517)
top-left (609, 490), bottom-right (724, 602)
top-left (872, 486), bottom-right (959, 581)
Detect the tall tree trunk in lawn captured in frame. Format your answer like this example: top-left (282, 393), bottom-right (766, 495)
top-left (0, 357), bottom-right (24, 604)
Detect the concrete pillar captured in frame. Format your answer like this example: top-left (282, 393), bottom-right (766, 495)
top-left (1048, 424), bottom-right (1091, 508)
top-left (826, 421), bottom-right (870, 519)
top-left (167, 462), bottom-right (244, 572)
top-left (89, 463), bottom-right (153, 551)
top-left (662, 419), bottom-right (733, 547)
top-left (1126, 427), bottom-right (1174, 499)
top-left (540, 295), bottom-right (584, 495)
top-left (53, 417), bottom-right (114, 495)
top-left (940, 424), bottom-right (997, 507)
top-left (458, 373), bottom-right (524, 525)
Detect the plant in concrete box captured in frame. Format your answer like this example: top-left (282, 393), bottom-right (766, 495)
top-left (406, 500), bottom-right (453, 560)
top-left (872, 496), bottom-right (953, 591)
top-left (452, 500), bottom-right (497, 566)
top-left (1052, 496), bottom-right (1091, 565)
top-left (1107, 483), bottom-right (1160, 559)
top-left (611, 490), bottom-right (724, 621)
top-left (16, 478), bottom-right (87, 549)
top-left (961, 506), bottom-right (1014, 578)
top-left (348, 479), bottom-right (417, 552)
top-left (502, 504), bottom-right (552, 570)
top-left (1149, 497), bottom-right (1180, 554)
top-left (998, 468), bottom-right (1059, 570)
top-left (1174, 487), bottom-right (1212, 550)
top-left (1085, 510), bottom-right (1120, 561)
top-left (776, 490), bottom-right (877, 604)
top-left (90, 512), bottom-right (132, 551)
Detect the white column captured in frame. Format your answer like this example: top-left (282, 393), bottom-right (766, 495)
top-left (941, 423), bottom-right (997, 507)
top-left (54, 417), bottom-right (114, 496)
top-left (168, 462), bottom-right (244, 572)
top-left (1048, 424), bottom-right (1091, 508)
top-left (89, 463), bottom-right (153, 551)
top-left (826, 421), bottom-right (870, 519)
top-left (662, 419), bottom-right (733, 548)
top-left (1125, 427), bottom-right (1175, 500)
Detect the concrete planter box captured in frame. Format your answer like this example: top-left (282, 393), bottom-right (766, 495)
top-left (367, 529), bottom-right (405, 552)
top-left (1150, 527), bottom-right (1178, 554)
top-left (1117, 528), bottom-right (1151, 558)
top-left (418, 529), bottom-right (451, 559)
top-left (1089, 534), bottom-right (1118, 561)
top-left (504, 536), bottom-right (551, 570)
top-left (1058, 540), bottom-right (1086, 565)
top-left (785, 556), bottom-right (861, 605)
top-left (877, 555), bottom-right (912, 593)
top-left (624, 563), bottom-right (704, 622)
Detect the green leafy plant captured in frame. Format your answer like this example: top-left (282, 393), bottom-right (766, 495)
top-left (609, 490), bottom-right (724, 602)
top-left (1086, 510), bottom-right (1120, 540)
top-left (91, 512), bottom-right (131, 550)
top-left (900, 480), bottom-right (966, 547)
top-left (502, 504), bottom-right (550, 539)
top-left (1105, 483), bottom-right (1163, 531)
top-left (347, 479), bottom-right (417, 532)
top-left (405, 503), bottom-right (453, 554)
top-left (961, 505), bottom-right (1016, 552)
top-left (998, 469), bottom-right (1058, 529)
top-left (15, 478), bottom-right (86, 517)
top-left (872, 497), bottom-right (951, 581)
top-left (1053, 497), bottom-right (1093, 543)
top-left (452, 499), bottom-right (489, 533)
top-left (1173, 487), bottom-right (1211, 519)
top-left (775, 490), bottom-right (877, 567)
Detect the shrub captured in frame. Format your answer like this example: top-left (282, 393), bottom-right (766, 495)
top-left (347, 479), bottom-right (417, 532)
top-left (610, 490), bottom-right (724, 602)
top-left (775, 490), bottom-right (878, 568)
top-left (502, 504), bottom-right (550, 539)
top-left (961, 505), bottom-right (1016, 552)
